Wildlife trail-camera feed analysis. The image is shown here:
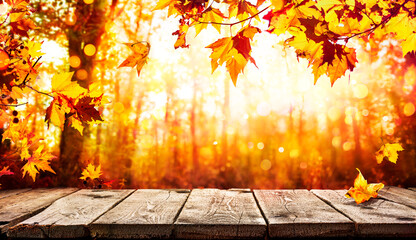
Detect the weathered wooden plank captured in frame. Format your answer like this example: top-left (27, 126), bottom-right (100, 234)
top-left (0, 188), bottom-right (77, 233)
top-left (410, 188), bottom-right (416, 192)
top-left (90, 189), bottom-right (190, 239)
top-left (7, 189), bottom-right (134, 238)
top-left (379, 186), bottom-right (416, 209)
top-left (312, 189), bottom-right (416, 237)
top-left (0, 189), bottom-right (30, 200)
top-left (174, 189), bottom-right (266, 239)
top-left (253, 189), bottom-right (354, 238)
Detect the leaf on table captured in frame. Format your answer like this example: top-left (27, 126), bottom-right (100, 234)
top-left (22, 144), bottom-right (56, 182)
top-left (118, 41), bottom-right (150, 77)
top-left (345, 168), bottom-right (384, 204)
top-left (375, 143), bottom-right (404, 164)
top-left (80, 163), bottom-right (102, 180)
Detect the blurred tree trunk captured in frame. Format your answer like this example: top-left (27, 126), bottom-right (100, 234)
top-left (352, 107), bottom-right (362, 167)
top-left (221, 78), bottom-right (230, 171)
top-left (191, 78), bottom-right (199, 185)
top-left (59, 0), bottom-right (115, 186)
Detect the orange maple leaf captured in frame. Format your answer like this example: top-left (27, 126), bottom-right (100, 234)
top-left (118, 42), bottom-right (150, 77)
top-left (22, 144), bottom-right (56, 182)
top-left (345, 168), bottom-right (384, 204)
top-left (0, 166), bottom-right (14, 177)
top-left (206, 26), bottom-right (260, 86)
top-left (80, 163), bottom-right (102, 180)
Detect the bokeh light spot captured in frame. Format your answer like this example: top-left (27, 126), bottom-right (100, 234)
top-left (343, 142), bottom-right (353, 151)
top-left (278, 147), bottom-right (284, 153)
top-left (404, 102), bottom-right (415, 116)
top-left (344, 116), bottom-right (353, 125)
top-left (260, 159), bottom-right (271, 171)
top-left (84, 0), bottom-right (94, 4)
top-left (0, 50), bottom-right (10, 70)
top-left (84, 44), bottom-right (96, 56)
top-left (114, 102), bottom-right (124, 113)
top-left (290, 149), bottom-right (300, 158)
top-left (69, 55), bottom-right (81, 68)
top-left (257, 142), bottom-right (264, 150)
top-left (332, 136), bottom-right (341, 147)
top-left (328, 107), bottom-right (341, 121)
top-left (353, 84), bottom-right (368, 99)
top-left (256, 102), bottom-right (271, 116)
top-left (76, 69), bottom-right (88, 80)
top-left (65, 12), bottom-right (77, 26)
top-left (385, 127), bottom-right (394, 135)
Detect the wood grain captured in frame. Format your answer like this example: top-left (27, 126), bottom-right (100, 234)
top-left (175, 189), bottom-right (266, 239)
top-left (0, 189), bottom-right (30, 200)
top-left (90, 189), bottom-right (189, 239)
top-left (7, 189), bottom-right (133, 238)
top-left (312, 189), bottom-right (416, 237)
top-left (0, 188), bottom-right (77, 233)
top-left (409, 188), bottom-right (416, 192)
top-left (379, 186), bottom-right (416, 209)
top-left (253, 189), bottom-right (353, 237)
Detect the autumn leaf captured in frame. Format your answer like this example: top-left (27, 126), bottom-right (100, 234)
top-left (51, 72), bottom-right (86, 98)
top-left (74, 96), bottom-right (103, 123)
top-left (153, 0), bottom-right (176, 11)
top-left (194, 7), bottom-right (226, 36)
top-left (22, 144), bottom-right (56, 182)
top-left (0, 166), bottom-right (14, 177)
top-left (10, 18), bottom-right (37, 37)
top-left (118, 41), bottom-right (150, 77)
top-left (345, 168), bottom-right (384, 204)
top-left (206, 26), bottom-right (260, 86)
top-left (0, 166), bottom-right (13, 188)
top-left (375, 143), bottom-right (404, 164)
top-left (45, 99), bottom-right (66, 129)
top-left (80, 163), bottom-right (102, 180)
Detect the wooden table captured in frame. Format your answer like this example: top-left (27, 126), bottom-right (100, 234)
top-left (1, 187), bottom-right (415, 239)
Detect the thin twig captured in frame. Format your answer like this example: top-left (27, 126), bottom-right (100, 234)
top-left (25, 85), bottom-right (54, 98)
top-left (22, 56), bottom-right (42, 85)
top-left (0, 102), bottom-right (28, 107)
top-left (197, 6), bottom-right (270, 26)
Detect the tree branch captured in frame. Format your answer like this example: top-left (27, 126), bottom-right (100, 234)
top-left (0, 102), bottom-right (28, 107)
top-left (197, 6), bottom-right (270, 26)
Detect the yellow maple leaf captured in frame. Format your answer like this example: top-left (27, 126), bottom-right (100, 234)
top-left (80, 163), bottom-right (102, 180)
top-left (51, 72), bottom-right (87, 98)
top-left (45, 99), bottom-right (66, 129)
top-left (22, 144), bottom-right (56, 182)
top-left (118, 42), bottom-right (150, 77)
top-left (194, 7), bottom-right (226, 36)
top-left (375, 143), bottom-right (404, 164)
top-left (345, 168), bottom-right (384, 204)
top-left (153, 0), bottom-right (176, 11)
top-left (71, 118), bottom-right (84, 135)
top-left (206, 26), bottom-right (259, 86)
